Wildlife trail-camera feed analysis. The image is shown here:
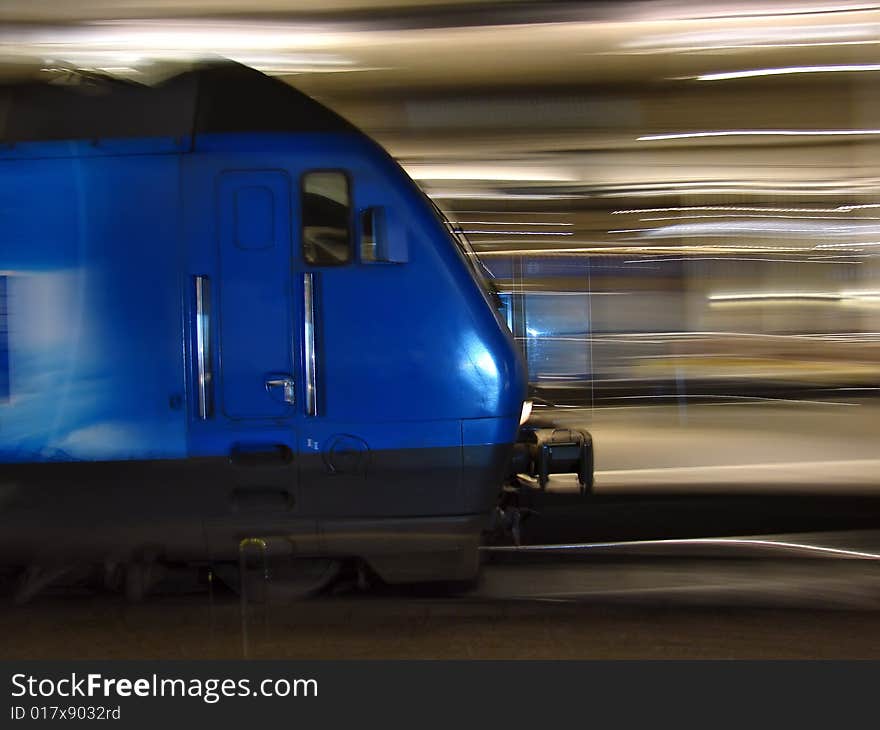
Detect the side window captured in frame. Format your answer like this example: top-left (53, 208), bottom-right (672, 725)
top-left (302, 171), bottom-right (352, 266)
top-left (359, 205), bottom-right (408, 264)
top-left (360, 207), bottom-right (381, 263)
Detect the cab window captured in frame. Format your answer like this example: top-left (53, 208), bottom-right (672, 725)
top-left (302, 171), bottom-right (352, 266)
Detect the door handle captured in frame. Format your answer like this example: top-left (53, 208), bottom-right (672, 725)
top-left (265, 374), bottom-right (295, 405)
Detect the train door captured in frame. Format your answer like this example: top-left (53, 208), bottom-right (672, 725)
top-left (187, 168), bottom-right (302, 546)
top-left (216, 171), bottom-right (297, 427)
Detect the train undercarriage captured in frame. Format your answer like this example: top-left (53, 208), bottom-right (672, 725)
top-left (3, 419), bottom-right (595, 605)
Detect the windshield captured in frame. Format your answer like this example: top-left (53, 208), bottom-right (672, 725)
top-left (427, 198), bottom-right (503, 308)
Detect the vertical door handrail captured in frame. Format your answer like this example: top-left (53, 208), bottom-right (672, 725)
top-left (194, 275), bottom-right (213, 420)
top-left (303, 272), bottom-right (318, 417)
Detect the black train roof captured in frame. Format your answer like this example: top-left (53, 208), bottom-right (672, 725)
top-left (0, 61), bottom-right (357, 143)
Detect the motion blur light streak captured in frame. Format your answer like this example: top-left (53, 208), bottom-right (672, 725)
top-left (694, 63), bottom-right (880, 80)
top-left (710, 292), bottom-right (845, 302)
top-left (620, 18), bottom-right (880, 52)
top-left (611, 221), bottom-right (880, 236)
top-left (403, 165), bottom-right (576, 182)
top-left (816, 240), bottom-right (880, 248)
top-left (638, 129), bottom-right (880, 141)
top-left (601, 188), bottom-right (880, 197)
top-left (710, 290), bottom-right (880, 302)
top-left (483, 537), bottom-right (880, 561)
top-left (639, 214), bottom-right (880, 221)
top-left (461, 230), bottom-right (574, 236)
top-left (613, 205), bottom-right (880, 214)
top-left (627, 257), bottom-right (862, 264)
top-left (429, 192), bottom-right (581, 200)
top-left (458, 221), bottom-right (573, 226)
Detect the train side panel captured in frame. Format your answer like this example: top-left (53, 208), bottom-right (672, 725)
top-left (0, 148), bottom-right (201, 562)
top-left (0, 150), bottom-right (186, 463)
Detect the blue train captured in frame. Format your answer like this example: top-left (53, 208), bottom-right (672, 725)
top-left (0, 62), bottom-right (589, 597)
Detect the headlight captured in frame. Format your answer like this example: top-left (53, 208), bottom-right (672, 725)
top-left (519, 400), bottom-right (533, 426)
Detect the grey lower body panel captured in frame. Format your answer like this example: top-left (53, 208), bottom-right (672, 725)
top-left (0, 449), bottom-right (505, 582)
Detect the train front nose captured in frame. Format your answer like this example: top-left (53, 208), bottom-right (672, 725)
top-left (456, 320), bottom-right (529, 514)
top-left (458, 321), bottom-right (528, 420)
